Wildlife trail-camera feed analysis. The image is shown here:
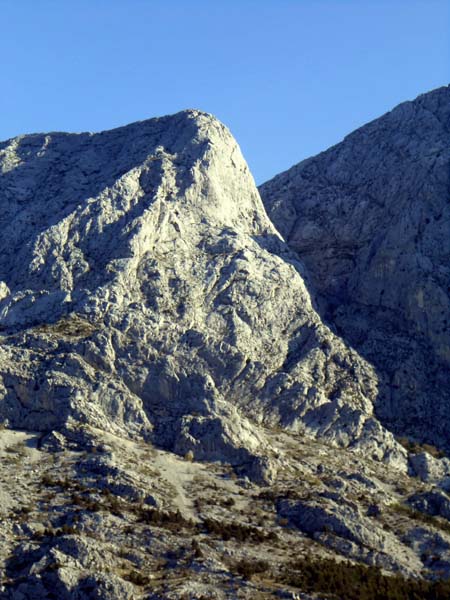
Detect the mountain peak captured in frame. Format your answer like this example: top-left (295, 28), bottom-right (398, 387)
top-left (0, 109), bottom-right (401, 473)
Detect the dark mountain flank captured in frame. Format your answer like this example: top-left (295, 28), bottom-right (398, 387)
top-left (260, 86), bottom-right (450, 450)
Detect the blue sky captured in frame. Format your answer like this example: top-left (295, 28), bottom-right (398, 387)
top-left (1, 1), bottom-right (448, 183)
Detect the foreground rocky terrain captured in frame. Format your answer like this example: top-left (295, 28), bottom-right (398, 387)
top-left (3, 424), bottom-right (450, 598)
top-left (0, 89), bottom-right (449, 598)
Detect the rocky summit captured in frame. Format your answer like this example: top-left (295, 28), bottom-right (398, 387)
top-left (0, 92), bottom-right (449, 599)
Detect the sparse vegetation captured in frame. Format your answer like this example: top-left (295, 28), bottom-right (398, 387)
top-left (31, 314), bottom-right (98, 339)
top-left (278, 557), bottom-right (450, 600)
top-left (190, 538), bottom-right (203, 559)
top-left (232, 558), bottom-right (270, 579)
top-left (12, 505), bottom-right (33, 523)
top-left (122, 569), bottom-right (151, 586)
top-left (135, 506), bottom-right (196, 531)
top-left (32, 524), bottom-right (78, 540)
top-left (391, 502), bottom-right (450, 535)
top-left (71, 492), bottom-right (101, 513)
top-left (397, 437), bottom-right (445, 458)
top-left (203, 517), bottom-right (278, 543)
top-left (219, 496), bottom-right (235, 508)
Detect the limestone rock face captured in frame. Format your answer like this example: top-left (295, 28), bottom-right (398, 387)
top-left (260, 86), bottom-right (450, 449)
top-left (277, 494), bottom-right (421, 573)
top-left (0, 110), bottom-right (403, 468)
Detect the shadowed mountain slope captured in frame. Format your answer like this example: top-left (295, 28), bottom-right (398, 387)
top-left (260, 85), bottom-right (450, 449)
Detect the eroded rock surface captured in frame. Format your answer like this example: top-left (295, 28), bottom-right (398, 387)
top-left (0, 110), bottom-right (403, 468)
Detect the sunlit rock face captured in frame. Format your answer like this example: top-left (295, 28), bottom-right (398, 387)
top-left (0, 109), bottom-right (404, 468)
top-left (260, 86), bottom-right (450, 449)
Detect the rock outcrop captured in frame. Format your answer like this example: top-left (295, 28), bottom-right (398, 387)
top-left (0, 110), bottom-right (404, 470)
top-left (260, 85), bottom-right (450, 450)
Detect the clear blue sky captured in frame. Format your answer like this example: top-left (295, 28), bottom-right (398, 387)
top-left (1, 1), bottom-right (448, 183)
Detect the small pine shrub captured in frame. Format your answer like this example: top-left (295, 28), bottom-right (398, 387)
top-left (234, 559), bottom-right (270, 579)
top-left (122, 570), bottom-right (151, 586)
